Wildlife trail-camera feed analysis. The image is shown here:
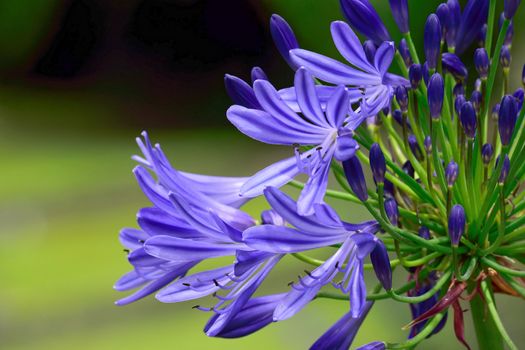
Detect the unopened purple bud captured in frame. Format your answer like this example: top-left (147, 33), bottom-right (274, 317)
top-left (384, 198), bottom-right (399, 226)
top-left (370, 143), bottom-right (386, 184)
top-left (418, 226), bottom-right (431, 240)
top-left (251, 67), bottom-right (268, 82)
top-left (482, 143), bottom-right (494, 165)
top-left (370, 240), bottom-right (392, 291)
top-left (475, 78), bottom-right (483, 92)
top-left (424, 136), bottom-right (432, 154)
top-left (340, 0), bottom-right (390, 45)
top-left (453, 83), bottom-right (465, 97)
top-left (442, 53), bottom-right (468, 81)
top-left (504, 0), bottom-right (521, 19)
top-left (445, 161), bottom-right (459, 187)
top-left (498, 14), bottom-right (515, 46)
top-left (446, 0), bottom-right (461, 49)
top-left (389, 0), bottom-right (409, 34)
top-left (454, 95), bottom-right (467, 115)
top-left (448, 204), bottom-right (465, 246)
top-left (428, 73), bottom-right (444, 118)
top-left (343, 156), bottom-right (368, 201)
top-left (422, 62), bottom-right (430, 85)
top-left (500, 45), bottom-right (511, 69)
top-left (498, 155), bottom-right (511, 183)
top-left (408, 135), bottom-right (423, 161)
top-left (513, 88), bottom-right (524, 110)
top-left (399, 38), bottom-right (412, 66)
top-left (382, 105), bottom-right (391, 116)
top-left (455, 0), bottom-right (489, 55)
top-left (270, 14), bottom-right (300, 69)
top-left (492, 103), bottom-right (501, 120)
top-left (392, 109), bottom-right (411, 130)
top-left (471, 90), bottom-right (482, 113)
top-left (424, 14), bottom-right (442, 70)
top-left (478, 24), bottom-right (488, 47)
top-left (474, 48), bottom-right (489, 79)
top-left (436, 4), bottom-right (449, 40)
top-left (403, 160), bottom-right (415, 178)
top-left (522, 64), bottom-right (525, 86)
top-left (363, 40), bottom-right (377, 63)
top-left (499, 95), bottom-right (519, 145)
top-left (409, 64), bottom-right (422, 89)
top-left (396, 86), bottom-right (409, 112)
top-left (384, 179), bottom-right (395, 198)
top-left (356, 341), bottom-right (386, 350)
top-left (460, 101), bottom-right (477, 139)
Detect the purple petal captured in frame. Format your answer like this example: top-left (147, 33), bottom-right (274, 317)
top-left (325, 85), bottom-right (350, 128)
top-left (331, 21), bottom-right (375, 72)
top-left (179, 172), bottom-right (249, 208)
top-left (294, 68), bottom-right (330, 127)
top-left (334, 135), bottom-right (358, 161)
top-left (119, 228), bottom-right (148, 250)
top-left (374, 42), bottom-right (395, 77)
top-left (240, 156), bottom-right (302, 197)
top-left (297, 156), bottom-right (332, 215)
top-left (290, 49), bottom-right (381, 86)
top-left (224, 74), bottom-right (260, 108)
top-left (137, 207), bottom-right (203, 239)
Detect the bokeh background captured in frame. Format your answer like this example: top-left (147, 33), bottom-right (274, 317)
top-left (1, 0), bottom-right (524, 349)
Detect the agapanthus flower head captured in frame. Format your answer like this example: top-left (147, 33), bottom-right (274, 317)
top-left (389, 0), bottom-right (409, 34)
top-left (446, 161), bottom-right (459, 187)
top-left (424, 14), bottom-right (442, 70)
top-left (459, 101), bottom-right (477, 139)
top-left (504, 0), bottom-right (521, 19)
top-left (340, 0), bottom-right (390, 45)
top-left (428, 73), bottom-right (444, 118)
top-left (482, 143), bottom-right (494, 165)
top-left (474, 48), bottom-right (489, 79)
top-left (370, 143), bottom-right (386, 184)
top-left (499, 94), bottom-right (519, 146)
top-left (409, 64), bottom-right (422, 89)
top-left (270, 14), bottom-right (300, 69)
top-left (448, 204), bottom-right (465, 246)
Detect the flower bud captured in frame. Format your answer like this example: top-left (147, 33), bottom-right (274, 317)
top-left (513, 88), bottom-right (524, 110)
top-left (399, 38), bottom-right (412, 66)
top-left (436, 4), bottom-right (449, 40)
top-left (343, 156), bottom-right (368, 201)
top-left (340, 0), bottom-right (390, 45)
top-left (470, 90), bottom-right (482, 114)
top-left (453, 82), bottom-right (464, 97)
top-left (370, 143), bottom-right (386, 184)
top-left (389, 0), bottom-right (409, 34)
top-left (448, 204), bottom-right (465, 246)
top-left (408, 135), bottom-right (423, 161)
top-left (475, 78), bottom-right (482, 92)
top-left (422, 62), bottom-right (430, 85)
top-left (478, 23), bottom-right (487, 47)
top-left (474, 48), bottom-right (489, 79)
top-left (424, 14), bottom-right (442, 70)
top-left (270, 14), bottom-right (300, 69)
top-left (392, 109), bottom-right (410, 130)
top-left (454, 95), bottom-right (466, 116)
top-left (498, 155), bottom-right (511, 183)
top-left (370, 240), bottom-right (392, 291)
top-left (409, 64), bottom-right (422, 89)
top-left (445, 0), bottom-right (461, 49)
top-left (504, 0), bottom-right (521, 19)
top-left (356, 341), bottom-right (386, 350)
top-left (418, 226), bottom-right (431, 240)
top-left (403, 160), bottom-right (415, 178)
top-left (522, 64), bottom-right (525, 86)
top-left (500, 45), bottom-right (511, 69)
top-left (428, 73), bottom-right (444, 118)
top-left (442, 53), bottom-right (468, 81)
top-left (492, 103), bottom-right (501, 120)
top-left (384, 179), bottom-right (395, 198)
top-left (395, 86), bottom-right (409, 113)
top-left (459, 101), bottom-right (477, 139)
top-left (499, 95), bottom-right (519, 145)
top-left (251, 67), bottom-right (268, 82)
top-left (482, 143), bottom-right (494, 165)
top-left (384, 198), bottom-right (399, 226)
top-left (363, 40), bottom-right (377, 63)
top-left (445, 161), bottom-right (459, 187)
top-left (424, 136), bottom-right (432, 154)
top-left (500, 14), bottom-right (515, 45)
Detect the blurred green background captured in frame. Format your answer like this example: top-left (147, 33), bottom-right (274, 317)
top-left (1, 0), bottom-right (524, 349)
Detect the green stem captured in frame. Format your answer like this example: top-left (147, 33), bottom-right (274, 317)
top-left (470, 282), bottom-right (504, 350)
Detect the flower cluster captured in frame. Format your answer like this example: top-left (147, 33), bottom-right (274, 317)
top-left (116, 0), bottom-right (525, 349)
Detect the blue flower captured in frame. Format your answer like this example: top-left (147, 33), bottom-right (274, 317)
top-left (228, 67), bottom-right (360, 215)
top-left (243, 187), bottom-right (382, 319)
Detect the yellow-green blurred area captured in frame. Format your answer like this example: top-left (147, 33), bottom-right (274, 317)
top-left (1, 0), bottom-right (525, 349)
